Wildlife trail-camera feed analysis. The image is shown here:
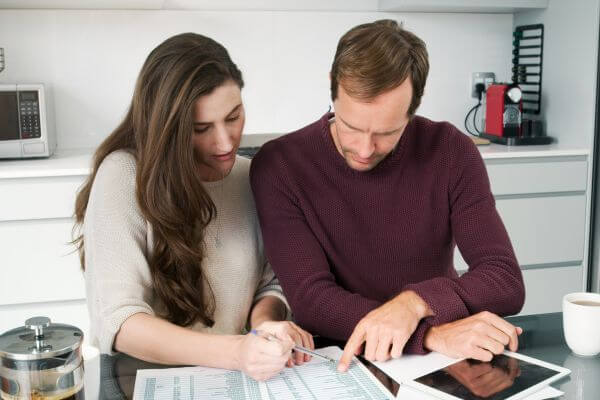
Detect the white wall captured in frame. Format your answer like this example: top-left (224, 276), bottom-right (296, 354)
top-left (514, 0), bottom-right (600, 292)
top-left (0, 9), bottom-right (513, 149)
top-left (514, 0), bottom-right (600, 149)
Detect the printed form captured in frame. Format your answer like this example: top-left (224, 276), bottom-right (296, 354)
top-left (133, 346), bottom-right (394, 400)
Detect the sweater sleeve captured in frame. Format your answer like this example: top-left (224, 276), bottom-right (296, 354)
top-left (403, 129), bottom-right (525, 352)
top-left (253, 262), bottom-right (291, 315)
top-left (251, 210), bottom-right (291, 317)
top-left (83, 152), bottom-right (155, 355)
top-left (250, 147), bottom-right (382, 341)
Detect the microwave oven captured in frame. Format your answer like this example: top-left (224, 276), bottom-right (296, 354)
top-left (0, 83), bottom-right (56, 159)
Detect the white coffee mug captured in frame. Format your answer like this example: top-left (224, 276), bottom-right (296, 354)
top-left (562, 292), bottom-right (600, 357)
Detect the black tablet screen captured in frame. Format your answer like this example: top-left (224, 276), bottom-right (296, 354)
top-left (414, 354), bottom-right (560, 400)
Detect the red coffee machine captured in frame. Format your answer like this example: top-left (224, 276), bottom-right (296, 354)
top-left (485, 83), bottom-right (522, 138)
top-left (481, 83), bottom-right (552, 145)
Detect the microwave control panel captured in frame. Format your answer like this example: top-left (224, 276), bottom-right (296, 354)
top-left (18, 91), bottom-right (41, 139)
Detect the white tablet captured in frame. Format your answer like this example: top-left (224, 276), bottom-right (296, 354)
top-left (404, 351), bottom-right (570, 400)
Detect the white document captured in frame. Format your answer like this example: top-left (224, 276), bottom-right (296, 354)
top-left (133, 346), bottom-right (395, 400)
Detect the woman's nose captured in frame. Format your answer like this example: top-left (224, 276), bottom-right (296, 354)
top-left (214, 124), bottom-right (234, 153)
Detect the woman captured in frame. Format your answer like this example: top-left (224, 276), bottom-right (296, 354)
top-left (73, 33), bottom-right (313, 381)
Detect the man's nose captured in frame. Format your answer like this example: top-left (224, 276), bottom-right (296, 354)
top-left (356, 133), bottom-right (375, 159)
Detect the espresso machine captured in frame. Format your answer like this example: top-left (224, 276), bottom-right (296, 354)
top-left (479, 24), bottom-right (553, 145)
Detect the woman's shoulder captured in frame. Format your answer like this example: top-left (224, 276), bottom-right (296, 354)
top-left (93, 150), bottom-right (137, 188)
top-left (98, 149), bottom-right (137, 176)
top-left (90, 150), bottom-right (138, 204)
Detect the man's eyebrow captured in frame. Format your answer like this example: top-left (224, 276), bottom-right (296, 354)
top-left (338, 115), bottom-right (361, 131)
top-left (377, 125), bottom-right (404, 135)
top-left (338, 115), bottom-right (403, 135)
top-left (194, 103), bottom-right (242, 125)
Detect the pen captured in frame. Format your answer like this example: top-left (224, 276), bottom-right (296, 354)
top-left (250, 329), bottom-right (337, 363)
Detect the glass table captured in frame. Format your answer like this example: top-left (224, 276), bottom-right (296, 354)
top-left (82, 313), bottom-right (600, 399)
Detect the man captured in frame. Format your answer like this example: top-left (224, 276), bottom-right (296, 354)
top-left (250, 20), bottom-right (525, 372)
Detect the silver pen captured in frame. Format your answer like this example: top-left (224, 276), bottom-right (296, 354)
top-left (250, 329), bottom-right (337, 363)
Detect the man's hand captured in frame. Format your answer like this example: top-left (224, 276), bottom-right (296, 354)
top-left (338, 291), bottom-right (433, 372)
top-left (424, 311), bottom-right (523, 361)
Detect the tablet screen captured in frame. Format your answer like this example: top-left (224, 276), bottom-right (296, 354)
top-left (414, 354), bottom-right (560, 400)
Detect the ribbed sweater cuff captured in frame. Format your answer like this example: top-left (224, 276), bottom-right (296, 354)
top-left (403, 318), bottom-right (434, 355)
top-left (99, 305), bottom-right (154, 355)
top-left (403, 278), bottom-right (469, 326)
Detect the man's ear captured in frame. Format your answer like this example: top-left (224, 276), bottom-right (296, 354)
top-left (329, 72), bottom-right (336, 108)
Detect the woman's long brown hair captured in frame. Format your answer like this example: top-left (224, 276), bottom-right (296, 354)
top-left (73, 33), bottom-right (244, 327)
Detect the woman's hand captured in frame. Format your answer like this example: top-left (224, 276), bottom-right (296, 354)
top-left (235, 331), bottom-right (293, 381)
top-left (255, 321), bottom-right (315, 366)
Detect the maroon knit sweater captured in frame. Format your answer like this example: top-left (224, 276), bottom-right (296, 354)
top-left (250, 113), bottom-right (525, 354)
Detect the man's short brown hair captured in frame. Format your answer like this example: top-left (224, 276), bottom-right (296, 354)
top-left (330, 19), bottom-right (429, 116)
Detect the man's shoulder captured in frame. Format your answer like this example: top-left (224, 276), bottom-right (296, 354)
top-left (411, 115), bottom-right (476, 156)
top-left (252, 115), bottom-right (326, 169)
top-left (412, 115), bottom-right (463, 140)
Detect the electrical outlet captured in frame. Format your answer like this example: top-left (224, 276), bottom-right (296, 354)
top-left (470, 72), bottom-right (495, 98)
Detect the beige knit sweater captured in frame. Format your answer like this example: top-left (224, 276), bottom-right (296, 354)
top-left (83, 150), bottom-right (287, 354)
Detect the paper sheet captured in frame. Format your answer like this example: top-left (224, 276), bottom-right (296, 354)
top-left (133, 346), bottom-right (395, 400)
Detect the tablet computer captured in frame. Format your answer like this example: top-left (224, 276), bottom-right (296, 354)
top-left (404, 351), bottom-right (570, 400)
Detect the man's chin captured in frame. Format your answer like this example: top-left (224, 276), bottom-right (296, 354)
top-left (346, 157), bottom-right (376, 171)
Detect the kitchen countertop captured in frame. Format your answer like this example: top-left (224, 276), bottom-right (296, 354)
top-left (0, 139), bottom-right (590, 180)
top-left (0, 148), bottom-right (93, 179)
top-left (477, 143), bottom-right (589, 160)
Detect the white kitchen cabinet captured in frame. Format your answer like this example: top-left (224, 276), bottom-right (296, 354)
top-left (486, 157), bottom-right (588, 196)
top-left (0, 175), bottom-right (85, 221)
top-left (455, 194), bottom-right (587, 270)
top-left (0, 218), bottom-right (85, 305)
top-left (0, 150), bottom-right (91, 337)
top-left (496, 195), bottom-right (586, 267)
top-left (520, 266), bottom-right (584, 315)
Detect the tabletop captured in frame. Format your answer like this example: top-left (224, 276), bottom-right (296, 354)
top-left (82, 312), bottom-right (600, 399)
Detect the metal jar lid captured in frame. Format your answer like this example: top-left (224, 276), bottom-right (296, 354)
top-left (0, 316), bottom-right (83, 362)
